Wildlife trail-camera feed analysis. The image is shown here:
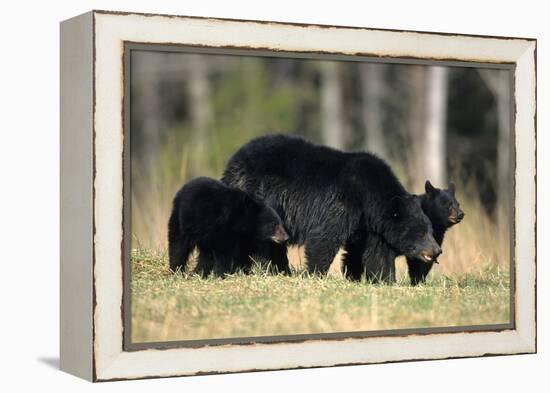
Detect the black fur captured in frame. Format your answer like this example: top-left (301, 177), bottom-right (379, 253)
top-left (407, 181), bottom-right (465, 285)
top-left (341, 195), bottom-right (440, 283)
top-left (222, 134), bottom-right (440, 281)
top-left (168, 177), bottom-right (289, 276)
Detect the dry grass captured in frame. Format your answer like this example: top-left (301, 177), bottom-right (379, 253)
top-left (131, 248), bottom-right (510, 343)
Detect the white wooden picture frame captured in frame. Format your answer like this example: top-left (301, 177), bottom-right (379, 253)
top-left (60, 10), bottom-right (536, 381)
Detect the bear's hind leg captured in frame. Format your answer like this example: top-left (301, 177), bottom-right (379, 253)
top-left (304, 237), bottom-right (340, 275)
top-left (168, 211), bottom-right (194, 273)
top-left (168, 235), bottom-right (193, 273)
top-left (342, 234), bottom-right (367, 281)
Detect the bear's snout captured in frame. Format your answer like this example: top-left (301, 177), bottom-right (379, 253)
top-left (271, 225), bottom-right (289, 243)
top-left (419, 245), bottom-right (442, 264)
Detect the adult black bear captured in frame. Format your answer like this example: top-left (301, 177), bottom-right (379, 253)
top-left (222, 134), bottom-right (441, 282)
top-left (168, 177), bottom-right (289, 276)
top-left (407, 181), bottom-right (464, 285)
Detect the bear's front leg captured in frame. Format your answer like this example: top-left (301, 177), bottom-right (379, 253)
top-left (250, 241), bottom-right (290, 274)
top-left (362, 233), bottom-right (397, 283)
top-left (195, 249), bottom-right (215, 277)
top-left (212, 253), bottom-right (235, 276)
top-left (195, 250), bottom-right (233, 277)
top-left (406, 258), bottom-right (433, 285)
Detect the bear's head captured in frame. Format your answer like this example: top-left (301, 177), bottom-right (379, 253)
top-left (226, 190), bottom-right (288, 244)
top-left (423, 180), bottom-right (465, 227)
top-left (254, 204), bottom-right (289, 243)
top-left (384, 195), bottom-right (442, 263)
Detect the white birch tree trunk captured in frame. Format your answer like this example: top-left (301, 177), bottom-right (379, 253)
top-left (409, 66), bottom-right (448, 190)
top-left (360, 63), bottom-right (388, 159)
top-left (320, 62), bottom-right (345, 149)
top-left (409, 66), bottom-right (427, 190)
top-left (424, 66), bottom-right (449, 187)
top-left (187, 54), bottom-right (211, 174)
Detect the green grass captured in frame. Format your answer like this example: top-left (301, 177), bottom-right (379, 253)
top-left (131, 248), bottom-right (510, 343)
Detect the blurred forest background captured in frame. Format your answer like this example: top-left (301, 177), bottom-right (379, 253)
top-left (130, 50), bottom-right (512, 275)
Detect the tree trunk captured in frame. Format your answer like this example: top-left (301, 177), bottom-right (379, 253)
top-left (478, 69), bottom-right (512, 219)
top-left (320, 62), bottom-right (345, 149)
top-left (409, 66), bottom-right (427, 191)
top-left (425, 66), bottom-right (448, 187)
top-left (360, 63), bottom-right (388, 159)
top-left (134, 51), bottom-right (163, 169)
top-left (409, 66), bottom-right (448, 191)
top-left (187, 55), bottom-right (212, 174)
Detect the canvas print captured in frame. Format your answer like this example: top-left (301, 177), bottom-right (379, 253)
top-left (128, 48), bottom-right (512, 344)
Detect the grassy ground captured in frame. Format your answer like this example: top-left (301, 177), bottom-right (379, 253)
top-left (131, 248), bottom-right (510, 343)
top-left (130, 142), bottom-right (511, 345)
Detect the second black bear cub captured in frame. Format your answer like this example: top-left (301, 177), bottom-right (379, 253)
top-left (407, 180), bottom-right (464, 285)
top-left (168, 177), bottom-right (289, 276)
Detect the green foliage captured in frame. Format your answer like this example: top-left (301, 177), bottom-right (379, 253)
top-left (207, 59), bottom-right (302, 171)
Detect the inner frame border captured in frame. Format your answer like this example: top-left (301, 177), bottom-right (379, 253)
top-left (122, 42), bottom-right (517, 352)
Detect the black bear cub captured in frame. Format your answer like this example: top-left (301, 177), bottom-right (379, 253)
top-left (407, 180), bottom-right (465, 285)
top-left (168, 177), bottom-right (289, 276)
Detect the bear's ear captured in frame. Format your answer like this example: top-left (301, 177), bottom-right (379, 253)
top-left (425, 180), bottom-right (436, 195)
top-left (235, 192), bottom-right (256, 216)
top-left (448, 182), bottom-right (456, 196)
top-left (390, 196), bottom-right (406, 218)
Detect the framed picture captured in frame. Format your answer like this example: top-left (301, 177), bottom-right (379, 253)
top-left (60, 10), bottom-right (537, 381)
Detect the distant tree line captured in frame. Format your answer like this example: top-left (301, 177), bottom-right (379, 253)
top-left (130, 50), bottom-right (511, 216)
